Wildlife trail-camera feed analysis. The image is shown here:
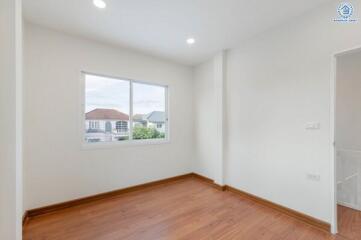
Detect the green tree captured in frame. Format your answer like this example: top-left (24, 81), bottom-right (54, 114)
top-left (132, 126), bottom-right (164, 140)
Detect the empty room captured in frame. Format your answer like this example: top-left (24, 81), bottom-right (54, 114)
top-left (1, 0), bottom-right (361, 239)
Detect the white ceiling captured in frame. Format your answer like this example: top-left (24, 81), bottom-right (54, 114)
top-left (23, 0), bottom-right (332, 66)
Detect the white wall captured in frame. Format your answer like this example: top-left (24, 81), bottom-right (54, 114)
top-left (193, 52), bottom-right (226, 185)
top-left (0, 0), bottom-right (23, 239)
top-left (213, 52), bottom-right (226, 186)
top-left (194, 0), bottom-right (361, 224)
top-left (336, 51), bottom-right (361, 210)
top-left (24, 23), bottom-right (194, 210)
top-left (193, 58), bottom-right (217, 179)
top-left (225, 0), bottom-right (361, 223)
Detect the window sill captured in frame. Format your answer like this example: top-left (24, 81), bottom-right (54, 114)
top-left (81, 139), bottom-right (170, 150)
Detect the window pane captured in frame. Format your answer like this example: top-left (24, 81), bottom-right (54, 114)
top-left (132, 83), bottom-right (166, 140)
top-left (85, 74), bottom-right (130, 143)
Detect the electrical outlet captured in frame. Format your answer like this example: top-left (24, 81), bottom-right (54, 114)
top-left (305, 122), bottom-right (320, 130)
top-left (306, 173), bottom-right (320, 181)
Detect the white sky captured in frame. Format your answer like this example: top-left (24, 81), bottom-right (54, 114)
top-left (85, 74), bottom-right (165, 115)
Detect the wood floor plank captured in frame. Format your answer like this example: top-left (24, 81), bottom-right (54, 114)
top-left (338, 205), bottom-right (361, 240)
top-left (23, 179), bottom-right (355, 240)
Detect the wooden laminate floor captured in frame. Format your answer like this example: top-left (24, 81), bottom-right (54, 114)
top-left (24, 178), bottom-right (351, 240)
top-left (338, 205), bottom-right (361, 240)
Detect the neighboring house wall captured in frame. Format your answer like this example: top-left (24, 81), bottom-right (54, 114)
top-left (24, 23), bottom-right (194, 210)
top-left (85, 120), bottom-right (129, 133)
top-left (155, 122), bottom-right (166, 132)
top-left (85, 120), bottom-right (129, 142)
top-left (147, 122), bottom-right (165, 132)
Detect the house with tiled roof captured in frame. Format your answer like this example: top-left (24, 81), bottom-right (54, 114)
top-left (85, 109), bottom-right (166, 142)
top-left (85, 108), bottom-right (130, 142)
top-left (133, 111), bottom-right (166, 132)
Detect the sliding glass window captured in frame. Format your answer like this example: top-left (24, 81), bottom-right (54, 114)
top-left (83, 73), bottom-right (168, 145)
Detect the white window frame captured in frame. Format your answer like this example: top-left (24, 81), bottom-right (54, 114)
top-left (80, 71), bottom-right (170, 149)
top-left (89, 121), bottom-right (99, 129)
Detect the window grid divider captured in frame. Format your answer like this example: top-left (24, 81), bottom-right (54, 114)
top-left (129, 81), bottom-right (134, 140)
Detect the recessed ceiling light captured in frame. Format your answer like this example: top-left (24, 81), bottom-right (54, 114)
top-left (186, 38), bottom-right (195, 45)
top-left (93, 0), bottom-right (106, 9)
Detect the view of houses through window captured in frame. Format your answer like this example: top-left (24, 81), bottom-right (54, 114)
top-left (84, 73), bottom-right (167, 143)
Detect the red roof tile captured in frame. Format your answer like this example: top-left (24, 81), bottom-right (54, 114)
top-left (86, 108), bottom-right (129, 120)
